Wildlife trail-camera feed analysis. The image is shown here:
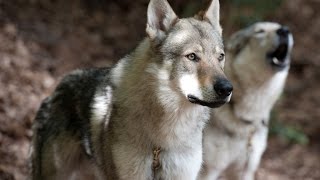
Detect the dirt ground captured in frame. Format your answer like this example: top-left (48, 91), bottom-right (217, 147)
top-left (0, 0), bottom-right (319, 179)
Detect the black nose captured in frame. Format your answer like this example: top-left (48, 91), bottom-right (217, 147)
top-left (214, 79), bottom-right (233, 98)
top-left (277, 26), bottom-right (290, 37)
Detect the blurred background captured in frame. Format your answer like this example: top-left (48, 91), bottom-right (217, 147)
top-left (0, 0), bottom-right (319, 179)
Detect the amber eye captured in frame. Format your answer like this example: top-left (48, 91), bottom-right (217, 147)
top-left (218, 53), bottom-right (225, 62)
top-left (186, 53), bottom-right (199, 62)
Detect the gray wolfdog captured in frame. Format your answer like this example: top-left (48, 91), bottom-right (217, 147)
top-left (200, 22), bottom-right (293, 180)
top-left (31, 0), bottom-right (233, 179)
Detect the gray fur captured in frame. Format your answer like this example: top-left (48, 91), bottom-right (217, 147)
top-left (31, 0), bottom-right (231, 180)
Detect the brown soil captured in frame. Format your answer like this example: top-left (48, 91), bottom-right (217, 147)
top-left (0, 0), bottom-right (319, 179)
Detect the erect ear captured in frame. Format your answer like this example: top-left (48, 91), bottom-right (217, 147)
top-left (203, 0), bottom-right (222, 35)
top-left (227, 29), bottom-right (250, 55)
top-left (146, 0), bottom-right (178, 40)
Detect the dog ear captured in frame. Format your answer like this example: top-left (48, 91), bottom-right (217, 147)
top-left (227, 29), bottom-right (250, 55)
top-left (203, 0), bottom-right (222, 35)
top-left (146, 0), bottom-right (178, 40)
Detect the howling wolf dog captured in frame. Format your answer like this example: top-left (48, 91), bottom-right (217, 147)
top-left (31, 0), bottom-right (233, 179)
top-left (200, 22), bottom-right (293, 180)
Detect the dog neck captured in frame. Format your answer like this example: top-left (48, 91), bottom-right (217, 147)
top-left (227, 60), bottom-right (289, 123)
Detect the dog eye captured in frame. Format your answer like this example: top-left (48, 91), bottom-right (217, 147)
top-left (218, 53), bottom-right (225, 62)
top-left (186, 53), bottom-right (199, 62)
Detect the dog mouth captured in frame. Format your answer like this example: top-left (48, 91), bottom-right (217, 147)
top-left (187, 95), bottom-right (228, 108)
top-left (267, 42), bottom-right (289, 69)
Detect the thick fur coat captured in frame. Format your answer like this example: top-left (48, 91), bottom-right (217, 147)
top-left (31, 0), bottom-right (232, 179)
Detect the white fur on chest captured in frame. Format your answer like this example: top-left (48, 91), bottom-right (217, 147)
top-left (158, 147), bottom-right (203, 180)
top-left (234, 70), bottom-right (288, 122)
top-left (158, 105), bottom-right (209, 148)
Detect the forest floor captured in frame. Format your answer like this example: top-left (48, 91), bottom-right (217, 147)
top-left (0, 0), bottom-right (319, 179)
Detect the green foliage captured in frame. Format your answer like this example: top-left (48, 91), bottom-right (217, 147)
top-left (181, 0), bottom-right (284, 27)
top-left (229, 0), bottom-right (283, 27)
top-left (231, 0), bottom-right (282, 9)
top-left (181, 1), bottom-right (203, 17)
top-left (269, 117), bottom-right (309, 145)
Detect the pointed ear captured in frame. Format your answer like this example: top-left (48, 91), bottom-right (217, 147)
top-left (203, 0), bottom-right (222, 35)
top-left (146, 0), bottom-right (178, 40)
top-left (227, 29), bottom-right (250, 55)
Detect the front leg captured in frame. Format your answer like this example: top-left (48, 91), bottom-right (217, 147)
top-left (228, 127), bottom-right (268, 180)
top-left (242, 128), bottom-right (268, 180)
top-left (199, 127), bottom-right (233, 180)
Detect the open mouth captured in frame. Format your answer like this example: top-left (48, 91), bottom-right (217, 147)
top-left (267, 42), bottom-right (289, 69)
top-left (187, 95), bottom-right (228, 108)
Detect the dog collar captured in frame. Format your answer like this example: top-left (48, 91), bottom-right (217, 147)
top-left (152, 147), bottom-right (161, 170)
top-left (152, 146), bottom-right (161, 176)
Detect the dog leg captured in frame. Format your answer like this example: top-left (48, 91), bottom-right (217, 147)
top-left (200, 166), bottom-right (223, 180)
top-left (242, 128), bottom-right (268, 180)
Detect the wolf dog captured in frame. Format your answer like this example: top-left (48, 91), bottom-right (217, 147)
top-left (31, 0), bottom-right (233, 179)
top-left (199, 22), bottom-right (293, 180)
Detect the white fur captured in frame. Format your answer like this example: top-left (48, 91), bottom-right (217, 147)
top-left (69, 69), bottom-right (85, 76)
top-left (179, 74), bottom-right (203, 100)
top-left (172, 31), bottom-right (191, 44)
top-left (215, 46), bottom-right (223, 53)
top-left (111, 58), bottom-right (127, 87)
top-left (103, 86), bottom-right (113, 127)
top-left (159, 146), bottom-right (203, 180)
top-left (234, 70), bottom-right (288, 122)
top-left (91, 96), bottom-right (108, 123)
top-left (91, 86), bottom-right (113, 124)
top-left (288, 34), bottom-right (294, 54)
top-left (83, 135), bottom-right (92, 156)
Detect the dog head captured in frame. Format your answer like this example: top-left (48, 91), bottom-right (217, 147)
top-left (227, 22), bottom-right (294, 75)
top-left (146, 0), bottom-right (232, 108)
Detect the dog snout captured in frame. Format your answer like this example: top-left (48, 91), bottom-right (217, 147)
top-left (214, 79), bottom-right (233, 98)
top-left (277, 26), bottom-right (290, 37)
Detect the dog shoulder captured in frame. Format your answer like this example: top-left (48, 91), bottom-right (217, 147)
top-left (33, 67), bottom-right (113, 147)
